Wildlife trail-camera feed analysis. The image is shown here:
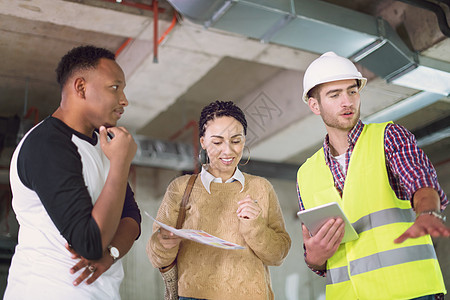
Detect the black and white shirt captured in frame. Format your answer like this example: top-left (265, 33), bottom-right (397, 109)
top-left (5, 116), bottom-right (140, 300)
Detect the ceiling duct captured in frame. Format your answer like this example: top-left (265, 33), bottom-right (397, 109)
top-left (167, 0), bottom-right (450, 96)
top-left (132, 136), bottom-right (195, 170)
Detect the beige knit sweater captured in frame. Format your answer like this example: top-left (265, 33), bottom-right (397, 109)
top-left (147, 173), bottom-right (291, 300)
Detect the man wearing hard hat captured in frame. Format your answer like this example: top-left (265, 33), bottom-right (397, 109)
top-left (297, 52), bottom-right (449, 299)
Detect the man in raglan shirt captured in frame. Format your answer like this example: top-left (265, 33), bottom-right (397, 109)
top-left (5, 45), bottom-right (141, 300)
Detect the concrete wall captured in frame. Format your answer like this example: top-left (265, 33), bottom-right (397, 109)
top-left (119, 164), bottom-right (450, 300)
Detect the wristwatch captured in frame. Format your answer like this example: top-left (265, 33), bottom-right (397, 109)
top-left (108, 245), bottom-right (120, 263)
top-left (417, 210), bottom-right (446, 223)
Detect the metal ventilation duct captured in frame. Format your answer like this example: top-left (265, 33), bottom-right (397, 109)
top-left (167, 0), bottom-right (450, 95)
top-left (132, 136), bottom-right (195, 170)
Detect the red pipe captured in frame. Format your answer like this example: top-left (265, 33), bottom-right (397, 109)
top-left (170, 120), bottom-right (200, 173)
top-left (115, 37), bottom-right (133, 57)
top-left (24, 106), bottom-right (39, 125)
top-left (115, 12), bottom-right (177, 57)
top-left (113, 3), bottom-right (178, 60)
top-left (158, 12), bottom-right (177, 44)
top-left (153, 0), bottom-right (158, 63)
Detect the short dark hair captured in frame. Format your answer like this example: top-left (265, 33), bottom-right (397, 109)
top-left (55, 45), bottom-right (116, 88)
top-left (307, 79), bottom-right (361, 103)
top-left (307, 85), bottom-right (321, 102)
top-left (199, 100), bottom-right (247, 137)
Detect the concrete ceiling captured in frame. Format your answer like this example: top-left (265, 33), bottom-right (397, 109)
top-left (0, 0), bottom-right (449, 174)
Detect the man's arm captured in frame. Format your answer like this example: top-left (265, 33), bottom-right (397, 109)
top-left (384, 123), bottom-right (448, 211)
top-left (395, 187), bottom-right (450, 243)
top-left (92, 126), bottom-right (137, 251)
top-left (69, 183), bottom-right (141, 286)
top-left (297, 182), bottom-right (345, 275)
top-left (68, 217), bottom-right (140, 286)
top-left (383, 124), bottom-right (449, 243)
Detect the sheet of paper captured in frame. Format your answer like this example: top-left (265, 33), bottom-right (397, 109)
top-left (145, 212), bottom-right (245, 250)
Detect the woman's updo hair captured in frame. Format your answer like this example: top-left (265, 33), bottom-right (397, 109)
top-left (199, 100), bottom-right (247, 137)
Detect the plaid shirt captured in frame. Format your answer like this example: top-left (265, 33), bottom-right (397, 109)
top-left (297, 120), bottom-right (448, 277)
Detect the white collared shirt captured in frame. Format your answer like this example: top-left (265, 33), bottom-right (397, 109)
top-left (200, 165), bottom-right (245, 194)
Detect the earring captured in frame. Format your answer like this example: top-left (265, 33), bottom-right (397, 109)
top-left (198, 148), bottom-right (210, 165)
top-left (239, 146), bottom-right (250, 166)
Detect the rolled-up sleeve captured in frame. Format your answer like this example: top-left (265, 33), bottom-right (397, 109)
top-left (384, 123), bottom-right (448, 211)
top-left (121, 184), bottom-right (142, 238)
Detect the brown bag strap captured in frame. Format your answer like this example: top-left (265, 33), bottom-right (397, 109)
top-left (175, 174), bottom-right (197, 229)
top-left (160, 174), bottom-right (197, 273)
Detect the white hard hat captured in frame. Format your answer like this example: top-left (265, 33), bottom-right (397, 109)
top-left (302, 51), bottom-right (367, 103)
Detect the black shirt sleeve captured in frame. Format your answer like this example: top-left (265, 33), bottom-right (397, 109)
top-left (18, 122), bottom-right (103, 260)
top-left (122, 183), bottom-right (142, 239)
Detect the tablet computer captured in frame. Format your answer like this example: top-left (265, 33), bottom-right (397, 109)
top-left (297, 202), bottom-right (359, 244)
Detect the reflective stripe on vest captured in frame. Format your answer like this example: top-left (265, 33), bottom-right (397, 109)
top-left (327, 244), bottom-right (437, 285)
top-left (352, 207), bottom-right (415, 234)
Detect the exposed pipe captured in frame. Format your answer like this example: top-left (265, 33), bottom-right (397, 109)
top-left (115, 12), bottom-right (177, 59)
top-left (158, 12), bottom-right (177, 44)
top-left (23, 78), bottom-right (29, 117)
top-left (397, 0), bottom-right (450, 37)
top-left (24, 107), bottom-right (39, 125)
top-left (153, 0), bottom-right (158, 63)
top-left (101, 0), bottom-right (165, 63)
top-left (115, 37), bottom-right (133, 57)
top-left (170, 120), bottom-right (199, 173)
top-left (22, 78), bottom-right (40, 124)
top-left (115, 10), bottom-right (178, 63)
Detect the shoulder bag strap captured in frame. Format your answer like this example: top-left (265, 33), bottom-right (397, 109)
top-left (175, 174), bottom-right (198, 229)
top-left (160, 173), bottom-right (198, 273)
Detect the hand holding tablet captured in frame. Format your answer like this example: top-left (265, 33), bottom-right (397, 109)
top-left (297, 202), bottom-right (359, 244)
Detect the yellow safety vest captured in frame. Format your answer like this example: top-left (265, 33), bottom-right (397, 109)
top-left (297, 122), bottom-right (446, 299)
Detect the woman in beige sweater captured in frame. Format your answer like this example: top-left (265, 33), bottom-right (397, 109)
top-left (147, 100), bottom-right (291, 300)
